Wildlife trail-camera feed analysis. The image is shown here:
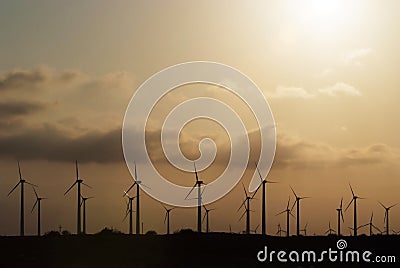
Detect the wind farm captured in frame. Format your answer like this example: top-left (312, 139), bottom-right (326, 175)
top-left (2, 0), bottom-right (400, 266)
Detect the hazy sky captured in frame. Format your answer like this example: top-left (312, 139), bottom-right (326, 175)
top-left (1, 0), bottom-right (400, 236)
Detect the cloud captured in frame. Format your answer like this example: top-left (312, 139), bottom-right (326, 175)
top-left (0, 66), bottom-right (51, 91)
top-left (0, 124), bottom-right (123, 163)
top-left (268, 83), bottom-right (361, 99)
top-left (0, 101), bottom-right (45, 120)
top-left (273, 134), bottom-right (398, 169)
top-left (318, 82), bottom-right (361, 97)
top-left (267, 86), bottom-right (315, 99)
top-left (343, 48), bottom-right (372, 66)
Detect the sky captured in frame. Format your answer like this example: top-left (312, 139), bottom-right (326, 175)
top-left (1, 0), bottom-right (400, 236)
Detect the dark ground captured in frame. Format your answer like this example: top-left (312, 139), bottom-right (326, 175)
top-left (0, 232), bottom-right (399, 267)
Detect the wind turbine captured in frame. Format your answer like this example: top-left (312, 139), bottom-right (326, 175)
top-left (64, 160), bottom-right (91, 234)
top-left (124, 162), bottom-right (149, 234)
top-left (358, 212), bottom-right (381, 236)
top-left (276, 223), bottom-right (284, 236)
top-left (325, 221), bottom-right (336, 235)
top-left (31, 186), bottom-right (47, 236)
top-left (80, 195), bottom-right (93, 234)
top-left (344, 183), bottom-right (364, 236)
top-left (8, 161), bottom-right (37, 236)
top-left (253, 163), bottom-right (276, 235)
top-left (276, 196), bottom-right (294, 237)
top-left (162, 204), bottom-right (175, 235)
top-left (202, 205), bottom-right (215, 233)
top-left (300, 223), bottom-right (308, 236)
top-left (290, 186), bottom-right (310, 236)
top-left (185, 162), bottom-right (205, 233)
top-left (123, 191), bottom-right (136, 235)
top-left (378, 201), bottom-right (398, 235)
top-left (238, 182), bottom-right (255, 234)
top-left (336, 198), bottom-right (345, 236)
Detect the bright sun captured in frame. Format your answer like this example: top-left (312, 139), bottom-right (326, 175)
top-left (291, 0), bottom-right (354, 36)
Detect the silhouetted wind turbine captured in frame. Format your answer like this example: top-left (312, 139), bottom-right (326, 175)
top-left (253, 163), bottom-right (276, 235)
top-left (202, 205), bottom-right (215, 233)
top-left (238, 182), bottom-right (255, 234)
top-left (344, 183), bottom-right (364, 236)
top-left (31, 186), bottom-right (47, 236)
top-left (276, 223), bottom-right (284, 236)
top-left (300, 223), bottom-right (308, 236)
top-left (81, 195), bottom-right (93, 234)
top-left (358, 212), bottom-right (381, 236)
top-left (290, 186), bottom-right (310, 236)
top-left (325, 221), bottom-right (336, 235)
top-left (65, 160), bottom-right (91, 234)
top-left (123, 191), bottom-right (136, 235)
top-left (124, 162), bottom-right (149, 234)
top-left (378, 201), bottom-right (398, 235)
top-left (276, 196), bottom-right (294, 237)
top-left (162, 204), bottom-right (175, 235)
top-left (185, 162), bottom-right (205, 233)
top-left (8, 161), bottom-right (37, 236)
top-left (336, 198), bottom-right (344, 236)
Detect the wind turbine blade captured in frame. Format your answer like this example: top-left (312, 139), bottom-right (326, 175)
top-left (344, 198), bottom-right (354, 212)
top-left (25, 181), bottom-right (38, 187)
top-left (349, 183), bottom-right (355, 197)
top-left (289, 211), bottom-right (295, 218)
top-left (275, 210), bottom-right (286, 216)
top-left (384, 211), bottom-right (387, 224)
top-left (341, 211), bottom-right (345, 222)
top-left (75, 160), bottom-right (79, 180)
top-left (185, 184), bottom-right (197, 200)
top-left (161, 204), bottom-right (167, 211)
top-left (7, 182), bottom-right (20, 196)
top-left (378, 201), bottom-right (386, 209)
top-left (287, 196), bottom-right (291, 210)
top-left (340, 197), bottom-right (343, 209)
top-left (358, 223), bottom-right (369, 229)
top-left (238, 210), bottom-right (246, 222)
top-left (241, 182), bottom-right (248, 197)
top-left (200, 185), bottom-right (206, 196)
top-left (18, 161), bottom-right (22, 180)
top-left (372, 224), bottom-right (381, 233)
top-left (289, 185), bottom-right (298, 199)
top-left (122, 208), bottom-right (129, 222)
top-left (123, 191), bottom-right (131, 198)
top-left (64, 181), bottom-right (77, 195)
top-left (290, 200), bottom-right (297, 211)
top-left (255, 162), bottom-right (263, 183)
top-left (134, 161), bottom-right (137, 180)
top-left (202, 212), bottom-right (207, 223)
top-left (31, 200), bottom-right (38, 213)
top-left (251, 184), bottom-right (261, 199)
top-left (370, 212), bottom-right (373, 223)
top-left (123, 184), bottom-right (135, 196)
top-left (164, 212), bottom-right (167, 224)
top-left (193, 162), bottom-right (199, 182)
top-left (32, 185), bottom-right (39, 198)
top-left (388, 203), bottom-right (399, 209)
top-left (82, 182), bottom-right (92, 188)
top-left (237, 199), bottom-right (247, 212)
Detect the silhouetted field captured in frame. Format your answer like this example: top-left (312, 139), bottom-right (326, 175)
top-left (0, 232), bottom-right (398, 267)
